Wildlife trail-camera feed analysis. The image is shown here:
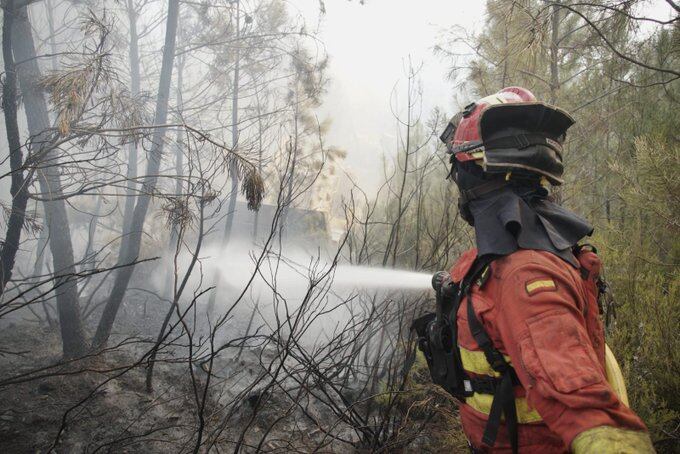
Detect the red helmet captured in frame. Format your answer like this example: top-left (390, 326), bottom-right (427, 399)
top-left (440, 87), bottom-right (574, 185)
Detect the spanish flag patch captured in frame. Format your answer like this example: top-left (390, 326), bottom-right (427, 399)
top-left (525, 278), bottom-right (557, 295)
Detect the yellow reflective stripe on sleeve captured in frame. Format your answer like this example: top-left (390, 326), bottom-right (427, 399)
top-left (460, 346), bottom-right (512, 378)
top-left (525, 278), bottom-right (556, 294)
top-left (466, 393), bottom-right (543, 423)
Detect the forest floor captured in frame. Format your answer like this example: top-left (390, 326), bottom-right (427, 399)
top-left (0, 321), bottom-right (196, 453)
top-left (0, 269), bottom-right (457, 454)
top-left (0, 316), bottom-right (356, 453)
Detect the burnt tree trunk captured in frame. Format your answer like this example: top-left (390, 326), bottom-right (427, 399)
top-left (207, 0), bottom-right (240, 314)
top-left (0, 1), bottom-right (29, 295)
top-left (13, 5), bottom-right (86, 358)
top-left (162, 50), bottom-right (185, 301)
top-left (94, 0), bottom-right (181, 348)
top-left (122, 0), bottom-right (141, 235)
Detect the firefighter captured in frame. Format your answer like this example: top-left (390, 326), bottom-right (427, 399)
top-left (414, 87), bottom-right (654, 453)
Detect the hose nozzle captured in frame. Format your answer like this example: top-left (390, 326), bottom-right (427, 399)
top-left (432, 271), bottom-right (451, 293)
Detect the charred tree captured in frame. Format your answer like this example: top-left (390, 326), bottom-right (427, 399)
top-left (0, 1), bottom-right (29, 295)
top-left (162, 47), bottom-right (185, 301)
top-left (94, 0), bottom-right (181, 348)
top-left (207, 0), bottom-right (241, 314)
top-left (122, 0), bottom-right (141, 235)
top-left (12, 5), bottom-right (87, 358)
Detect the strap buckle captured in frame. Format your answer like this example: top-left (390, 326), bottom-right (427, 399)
top-left (469, 377), bottom-right (497, 394)
top-left (487, 350), bottom-right (509, 373)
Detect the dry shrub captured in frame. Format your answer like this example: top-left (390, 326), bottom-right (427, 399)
top-left (599, 136), bottom-right (680, 452)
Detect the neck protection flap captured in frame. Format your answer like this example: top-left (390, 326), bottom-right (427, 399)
top-left (468, 185), bottom-right (593, 265)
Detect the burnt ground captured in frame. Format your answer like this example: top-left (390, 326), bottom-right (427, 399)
top-left (0, 321), bottom-right (199, 453)
top-left (0, 281), bottom-right (465, 454)
top-left (0, 320), bottom-right (360, 453)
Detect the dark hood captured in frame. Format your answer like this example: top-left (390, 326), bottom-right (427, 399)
top-left (468, 185), bottom-right (593, 266)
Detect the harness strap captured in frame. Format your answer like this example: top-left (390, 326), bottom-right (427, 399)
top-left (483, 370), bottom-right (518, 452)
top-left (469, 374), bottom-right (520, 394)
top-left (467, 299), bottom-right (508, 372)
top-left (463, 257), bottom-right (519, 454)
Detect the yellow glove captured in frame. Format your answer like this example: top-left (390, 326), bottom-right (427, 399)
top-left (572, 426), bottom-right (655, 453)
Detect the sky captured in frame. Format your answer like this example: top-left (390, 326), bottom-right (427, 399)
top-left (286, 0), bottom-right (487, 191)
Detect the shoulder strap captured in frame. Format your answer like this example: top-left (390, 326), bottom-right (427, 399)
top-left (462, 255), bottom-right (519, 454)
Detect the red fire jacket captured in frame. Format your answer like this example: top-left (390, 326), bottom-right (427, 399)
top-left (450, 248), bottom-right (648, 453)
